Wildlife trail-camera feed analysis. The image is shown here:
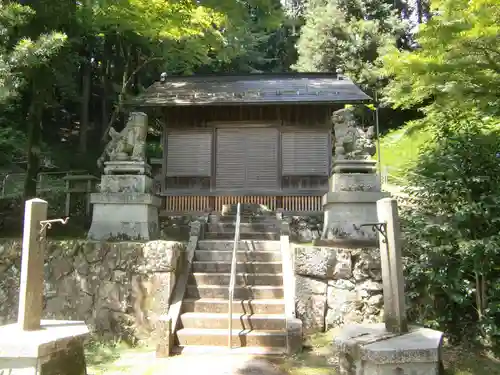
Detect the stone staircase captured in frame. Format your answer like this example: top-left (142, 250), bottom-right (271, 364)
top-left (173, 213), bottom-right (288, 355)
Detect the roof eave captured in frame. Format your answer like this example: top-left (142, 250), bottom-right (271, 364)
top-left (125, 97), bottom-right (373, 108)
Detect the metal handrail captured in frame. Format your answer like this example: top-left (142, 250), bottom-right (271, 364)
top-left (228, 202), bottom-right (241, 349)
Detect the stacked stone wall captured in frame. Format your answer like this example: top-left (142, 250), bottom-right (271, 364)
top-left (294, 245), bottom-right (384, 333)
top-left (0, 239), bottom-right (185, 341)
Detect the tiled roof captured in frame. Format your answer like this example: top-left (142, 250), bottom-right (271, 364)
top-left (129, 73), bottom-right (371, 107)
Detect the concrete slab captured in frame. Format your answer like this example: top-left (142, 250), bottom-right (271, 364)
top-left (0, 320), bottom-right (89, 359)
top-left (0, 320), bottom-right (89, 375)
top-left (334, 323), bottom-right (444, 375)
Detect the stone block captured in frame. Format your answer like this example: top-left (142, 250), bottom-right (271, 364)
top-left (334, 323), bottom-right (444, 375)
top-left (331, 173), bottom-right (381, 192)
top-left (294, 246), bottom-right (353, 280)
top-left (100, 175), bottom-right (153, 193)
top-left (104, 161), bottom-right (151, 175)
top-left (88, 193), bottom-right (160, 241)
top-left (295, 275), bottom-right (327, 333)
top-left (286, 318), bottom-right (303, 355)
top-left (321, 191), bottom-right (390, 242)
top-left (0, 320), bottom-right (89, 375)
top-left (140, 241), bottom-right (183, 273)
top-left (332, 159), bottom-right (377, 174)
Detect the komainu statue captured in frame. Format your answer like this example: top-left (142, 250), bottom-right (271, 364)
top-left (97, 112), bottom-right (148, 169)
top-left (332, 107), bottom-right (376, 160)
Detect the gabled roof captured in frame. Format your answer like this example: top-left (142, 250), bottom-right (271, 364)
top-left (129, 73), bottom-right (372, 107)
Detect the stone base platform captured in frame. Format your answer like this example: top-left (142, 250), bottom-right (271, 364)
top-left (334, 323), bottom-right (444, 375)
top-left (88, 193), bottom-right (161, 240)
top-left (104, 161), bottom-right (151, 176)
top-left (321, 191), bottom-right (390, 242)
top-left (0, 320), bottom-right (89, 375)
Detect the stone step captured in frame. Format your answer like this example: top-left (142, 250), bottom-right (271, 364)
top-left (208, 222), bottom-right (280, 233)
top-left (171, 345), bottom-right (286, 356)
top-left (186, 285), bottom-right (284, 299)
top-left (189, 273), bottom-right (283, 286)
top-left (194, 250), bottom-right (282, 262)
top-left (176, 328), bottom-right (287, 348)
top-left (182, 298), bottom-right (286, 314)
top-left (197, 240), bottom-right (281, 252)
top-left (180, 312), bottom-right (286, 330)
top-left (204, 232), bottom-right (280, 240)
top-left (192, 261), bottom-right (282, 274)
top-left (213, 214), bottom-right (277, 224)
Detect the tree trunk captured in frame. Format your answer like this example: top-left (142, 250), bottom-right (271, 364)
top-left (100, 37), bottom-right (112, 143)
top-left (416, 0), bottom-right (423, 24)
top-left (79, 55), bottom-right (92, 154)
top-left (24, 86), bottom-right (42, 200)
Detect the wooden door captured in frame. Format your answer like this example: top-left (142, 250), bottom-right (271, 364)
top-left (216, 127), bottom-right (279, 191)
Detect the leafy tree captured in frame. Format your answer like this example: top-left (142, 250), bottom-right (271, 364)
top-left (0, 2), bottom-right (66, 102)
top-left (402, 112), bottom-right (500, 347)
top-left (381, 0), bottom-right (500, 119)
top-left (0, 0), bottom-right (290, 200)
top-left (294, 0), bottom-right (409, 89)
top-left (0, 1), bottom-right (69, 197)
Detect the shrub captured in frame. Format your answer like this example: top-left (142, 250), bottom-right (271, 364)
top-left (401, 116), bottom-right (500, 349)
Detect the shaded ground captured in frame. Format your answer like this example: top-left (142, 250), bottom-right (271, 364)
top-left (85, 331), bottom-right (500, 375)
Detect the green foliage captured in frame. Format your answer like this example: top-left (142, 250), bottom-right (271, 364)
top-left (294, 0), bottom-right (408, 88)
top-left (381, 0), bottom-right (500, 117)
top-left (0, 2), bottom-right (67, 102)
top-left (402, 115), bottom-right (500, 347)
top-left (376, 121), bottom-right (433, 182)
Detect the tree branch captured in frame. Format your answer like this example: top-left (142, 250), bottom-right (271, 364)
top-left (100, 56), bottom-right (164, 142)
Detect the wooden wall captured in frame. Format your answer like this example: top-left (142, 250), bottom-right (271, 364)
top-left (162, 104), bottom-right (340, 128)
top-left (155, 104), bottom-right (339, 213)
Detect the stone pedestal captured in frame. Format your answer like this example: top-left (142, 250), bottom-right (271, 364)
top-left (88, 161), bottom-right (160, 241)
top-left (334, 323), bottom-right (444, 375)
top-left (319, 161), bottom-right (389, 246)
top-left (104, 161), bottom-right (151, 175)
top-left (0, 320), bottom-right (89, 375)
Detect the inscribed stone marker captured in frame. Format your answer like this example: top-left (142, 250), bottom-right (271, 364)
top-left (376, 197), bottom-right (408, 334)
top-left (18, 198), bottom-right (48, 331)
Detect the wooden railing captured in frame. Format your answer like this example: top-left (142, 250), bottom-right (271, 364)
top-left (164, 196), bottom-right (210, 212)
top-left (281, 196), bottom-right (322, 212)
top-left (161, 195), bottom-right (323, 214)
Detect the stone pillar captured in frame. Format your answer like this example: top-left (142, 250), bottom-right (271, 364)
top-left (377, 198), bottom-right (407, 334)
top-left (318, 108), bottom-right (389, 246)
top-left (18, 199), bottom-right (48, 331)
top-left (88, 112), bottom-right (161, 240)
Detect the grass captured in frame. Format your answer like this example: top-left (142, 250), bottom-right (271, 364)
top-left (85, 339), bottom-right (153, 375)
top-left (376, 124), bottom-right (433, 184)
top-left (84, 331), bottom-right (500, 375)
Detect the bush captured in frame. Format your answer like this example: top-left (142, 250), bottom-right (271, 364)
top-left (402, 117), bottom-right (500, 349)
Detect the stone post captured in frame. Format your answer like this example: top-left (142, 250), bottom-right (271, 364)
top-left (18, 198), bottom-right (48, 331)
top-left (376, 198), bottom-right (408, 334)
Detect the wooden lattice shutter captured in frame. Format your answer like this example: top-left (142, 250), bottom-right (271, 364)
top-left (166, 130), bottom-right (212, 176)
top-left (215, 128), bottom-right (246, 189)
top-left (216, 127), bottom-right (279, 190)
top-left (281, 130), bottom-right (330, 176)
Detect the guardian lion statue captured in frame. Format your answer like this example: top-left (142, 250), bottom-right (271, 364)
top-left (332, 107), bottom-right (376, 160)
top-left (97, 112), bottom-right (148, 169)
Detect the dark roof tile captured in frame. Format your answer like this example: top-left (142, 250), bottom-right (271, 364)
top-left (128, 73), bottom-right (371, 107)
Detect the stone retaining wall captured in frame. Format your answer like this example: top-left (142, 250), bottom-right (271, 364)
top-left (0, 239), bottom-right (186, 341)
top-left (288, 215), bottom-right (324, 243)
top-left (294, 245), bottom-right (383, 333)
